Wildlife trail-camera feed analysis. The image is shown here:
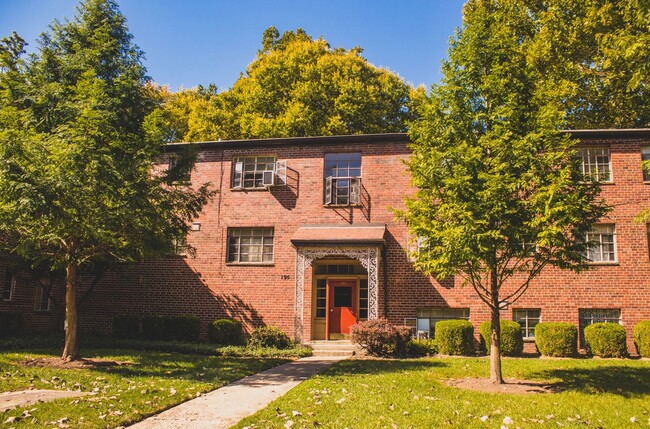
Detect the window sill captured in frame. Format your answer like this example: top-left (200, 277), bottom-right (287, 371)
top-left (231, 187), bottom-right (270, 192)
top-left (225, 262), bottom-right (275, 267)
top-left (323, 204), bottom-right (363, 208)
top-left (523, 337), bottom-right (535, 343)
top-left (587, 261), bottom-right (619, 266)
top-left (2, 299), bottom-right (14, 303)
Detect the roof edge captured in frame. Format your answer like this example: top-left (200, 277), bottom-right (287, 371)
top-left (561, 129), bottom-right (650, 139)
top-left (165, 133), bottom-right (409, 151)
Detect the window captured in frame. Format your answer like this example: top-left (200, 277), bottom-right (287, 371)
top-left (2, 271), bottom-right (16, 302)
top-left (513, 309), bottom-right (541, 339)
top-left (324, 153), bottom-right (362, 205)
top-left (232, 156), bottom-right (277, 189)
top-left (172, 235), bottom-right (188, 256)
top-left (642, 147), bottom-right (650, 182)
top-left (168, 157), bottom-right (191, 183)
top-left (577, 148), bottom-right (612, 182)
top-left (584, 224), bottom-right (617, 263)
top-left (579, 308), bottom-right (621, 346)
top-left (314, 264), bottom-right (367, 275)
top-left (34, 285), bottom-right (51, 312)
top-left (315, 279), bottom-right (327, 318)
top-left (416, 308), bottom-right (470, 336)
top-left (647, 224), bottom-right (650, 260)
top-left (227, 228), bottom-right (274, 263)
top-left (359, 279), bottom-right (368, 319)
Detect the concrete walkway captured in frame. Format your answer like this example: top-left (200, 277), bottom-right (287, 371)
top-left (129, 356), bottom-right (344, 429)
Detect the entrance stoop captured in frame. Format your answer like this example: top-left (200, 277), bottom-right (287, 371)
top-left (306, 340), bottom-right (361, 357)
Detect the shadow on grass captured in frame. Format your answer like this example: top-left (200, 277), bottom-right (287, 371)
top-left (322, 359), bottom-right (448, 378)
top-left (86, 352), bottom-right (289, 383)
top-left (529, 365), bottom-right (650, 398)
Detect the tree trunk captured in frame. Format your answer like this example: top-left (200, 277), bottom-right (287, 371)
top-left (62, 261), bottom-right (79, 361)
top-left (489, 269), bottom-right (504, 384)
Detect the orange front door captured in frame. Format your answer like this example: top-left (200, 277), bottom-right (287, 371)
top-left (328, 280), bottom-right (357, 338)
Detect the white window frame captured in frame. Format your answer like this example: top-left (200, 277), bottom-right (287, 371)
top-left (34, 285), bottom-right (51, 312)
top-left (577, 147), bottom-right (612, 182)
top-left (227, 227), bottom-right (274, 264)
top-left (231, 156), bottom-right (278, 189)
top-left (513, 308), bottom-right (541, 339)
top-left (579, 308), bottom-right (622, 346)
top-left (324, 153), bottom-right (362, 206)
top-left (2, 272), bottom-right (16, 302)
top-left (585, 224), bottom-right (617, 263)
top-left (642, 147), bottom-right (650, 182)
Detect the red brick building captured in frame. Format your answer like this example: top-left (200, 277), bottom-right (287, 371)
top-left (2, 129), bottom-right (650, 352)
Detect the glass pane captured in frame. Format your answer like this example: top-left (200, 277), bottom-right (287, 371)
top-left (333, 287), bottom-right (353, 307)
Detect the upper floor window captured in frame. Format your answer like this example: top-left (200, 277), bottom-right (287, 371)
top-left (232, 156), bottom-right (277, 189)
top-left (577, 148), bottom-right (612, 182)
top-left (642, 147), bottom-right (650, 182)
top-left (2, 271), bottom-right (16, 302)
top-left (227, 227), bottom-right (274, 263)
top-left (324, 153), bottom-right (362, 205)
top-left (584, 224), bottom-right (617, 263)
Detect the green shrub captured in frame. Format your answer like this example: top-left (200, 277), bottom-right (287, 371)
top-left (208, 319), bottom-right (244, 345)
top-left (0, 312), bottom-right (23, 338)
top-left (535, 322), bottom-right (577, 357)
top-left (350, 319), bottom-right (412, 357)
top-left (248, 326), bottom-right (292, 349)
top-left (112, 315), bottom-right (140, 339)
top-left (407, 338), bottom-right (438, 357)
top-left (479, 320), bottom-right (523, 356)
top-left (584, 322), bottom-right (627, 358)
top-left (434, 320), bottom-right (475, 356)
top-left (142, 315), bottom-right (169, 340)
top-left (168, 315), bottom-right (201, 341)
top-left (634, 321), bottom-right (650, 357)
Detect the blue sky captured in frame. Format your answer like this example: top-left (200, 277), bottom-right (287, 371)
top-left (0, 0), bottom-right (464, 92)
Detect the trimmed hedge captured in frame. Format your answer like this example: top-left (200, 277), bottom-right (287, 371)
top-left (112, 315), bottom-right (140, 339)
top-left (248, 326), bottom-right (292, 349)
top-left (535, 322), bottom-right (577, 357)
top-left (634, 321), bottom-right (650, 358)
top-left (208, 319), bottom-right (244, 345)
top-left (479, 320), bottom-right (523, 356)
top-left (435, 320), bottom-right (475, 356)
top-left (350, 319), bottom-right (412, 357)
top-left (142, 315), bottom-right (168, 340)
top-left (0, 312), bottom-right (23, 338)
top-left (407, 338), bottom-right (438, 357)
top-left (168, 315), bottom-right (201, 342)
top-left (584, 322), bottom-right (627, 358)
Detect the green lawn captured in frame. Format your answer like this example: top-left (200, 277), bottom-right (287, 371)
top-left (235, 357), bottom-right (650, 429)
top-left (0, 348), bottom-right (289, 428)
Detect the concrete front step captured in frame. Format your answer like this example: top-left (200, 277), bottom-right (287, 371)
top-left (306, 341), bottom-right (361, 357)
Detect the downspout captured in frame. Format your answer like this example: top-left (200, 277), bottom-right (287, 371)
top-left (382, 246), bottom-right (388, 318)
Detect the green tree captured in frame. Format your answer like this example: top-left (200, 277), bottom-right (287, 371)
top-left (400, 0), bottom-right (609, 383)
top-left (0, 0), bottom-right (212, 361)
top-left (529, 0), bottom-right (650, 128)
top-left (156, 27), bottom-right (417, 142)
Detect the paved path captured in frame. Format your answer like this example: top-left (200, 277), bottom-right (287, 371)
top-left (129, 356), bottom-right (344, 429)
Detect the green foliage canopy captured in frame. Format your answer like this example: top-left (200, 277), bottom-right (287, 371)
top-left (152, 27), bottom-right (422, 142)
top-left (400, 0), bottom-right (610, 382)
top-left (0, 0), bottom-right (212, 359)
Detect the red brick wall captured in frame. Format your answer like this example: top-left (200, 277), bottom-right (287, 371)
top-left (5, 133), bottom-right (650, 355)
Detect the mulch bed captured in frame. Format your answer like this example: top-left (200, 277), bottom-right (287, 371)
top-left (20, 357), bottom-right (135, 369)
top-left (445, 377), bottom-right (562, 394)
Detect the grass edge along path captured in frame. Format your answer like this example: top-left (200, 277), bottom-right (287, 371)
top-left (0, 347), bottom-right (291, 428)
top-left (234, 356), bottom-right (650, 429)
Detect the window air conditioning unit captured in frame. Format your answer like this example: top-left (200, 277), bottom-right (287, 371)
top-left (263, 160), bottom-right (287, 188)
top-left (262, 170), bottom-right (275, 187)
